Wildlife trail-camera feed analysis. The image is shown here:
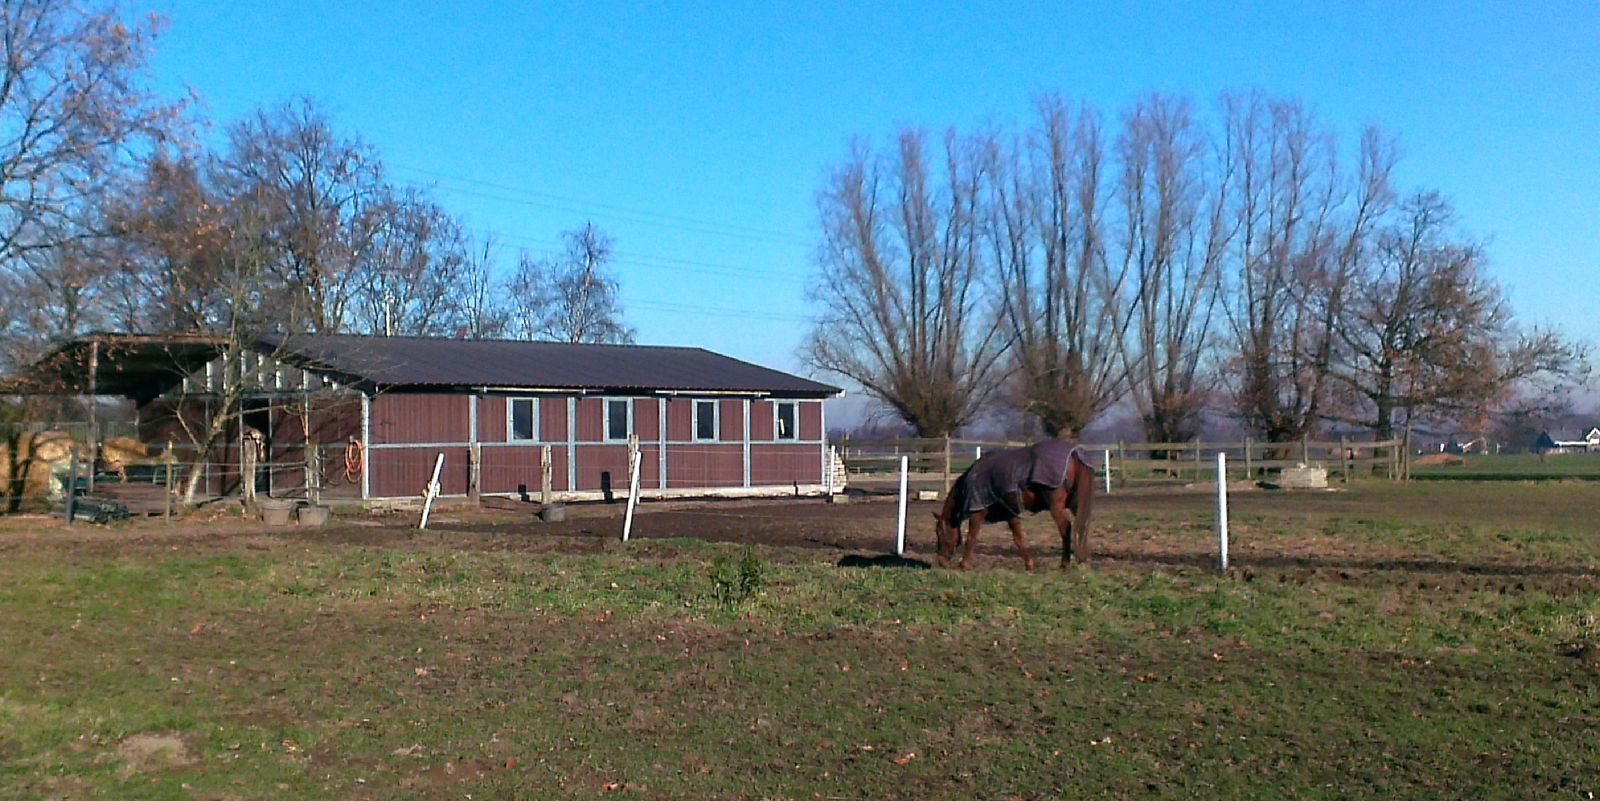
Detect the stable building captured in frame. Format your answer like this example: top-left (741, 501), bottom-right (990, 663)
top-left (12, 333), bottom-right (843, 504)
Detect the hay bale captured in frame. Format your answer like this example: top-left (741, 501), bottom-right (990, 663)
top-left (0, 431), bottom-right (77, 500)
top-left (1278, 464), bottom-right (1328, 489)
top-left (1413, 453), bottom-right (1466, 468)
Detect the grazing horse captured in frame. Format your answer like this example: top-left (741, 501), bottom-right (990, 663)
top-left (932, 441), bottom-right (1095, 571)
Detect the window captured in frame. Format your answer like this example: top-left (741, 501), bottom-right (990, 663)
top-left (694, 399), bottom-right (718, 441)
top-left (508, 398), bottom-right (537, 441)
top-left (606, 399), bottom-right (631, 441)
top-left (775, 401), bottom-right (797, 440)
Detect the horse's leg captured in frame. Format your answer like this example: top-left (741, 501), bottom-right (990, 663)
top-left (957, 510), bottom-right (985, 570)
top-left (1050, 493), bottom-right (1074, 569)
top-left (1007, 515), bottom-right (1036, 572)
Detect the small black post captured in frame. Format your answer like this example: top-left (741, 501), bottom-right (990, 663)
top-left (65, 448), bottom-right (78, 526)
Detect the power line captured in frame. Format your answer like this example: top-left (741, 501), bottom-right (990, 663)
top-left (390, 164), bottom-right (815, 248)
top-left (627, 298), bottom-right (815, 323)
top-left (490, 229), bottom-right (808, 282)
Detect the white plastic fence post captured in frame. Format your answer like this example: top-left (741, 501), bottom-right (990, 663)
top-left (419, 452), bottom-right (445, 530)
top-left (895, 454), bottom-right (909, 556)
top-left (1217, 452), bottom-right (1229, 572)
top-left (975, 446), bottom-right (982, 460)
top-left (622, 448), bottom-right (642, 542)
top-left (1103, 449), bottom-right (1112, 494)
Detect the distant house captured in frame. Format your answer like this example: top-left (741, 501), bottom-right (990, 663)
top-left (1533, 426), bottom-right (1600, 454)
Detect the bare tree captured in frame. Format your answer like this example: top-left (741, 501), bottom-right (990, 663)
top-left (508, 223), bottom-right (634, 344)
top-left (454, 234), bottom-right (511, 339)
top-left (1117, 94), bottom-right (1228, 443)
top-left (806, 131), bottom-right (1006, 437)
top-left (985, 99), bottom-right (1134, 439)
top-left (1219, 92), bottom-right (1395, 444)
top-left (0, 0), bottom-right (181, 368)
top-left (349, 187), bottom-right (472, 337)
top-left (216, 98), bottom-right (384, 334)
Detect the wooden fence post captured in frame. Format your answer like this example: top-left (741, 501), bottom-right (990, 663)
top-left (307, 441), bottom-right (322, 506)
top-left (942, 435), bottom-right (952, 494)
top-left (1117, 440), bottom-right (1126, 485)
top-left (64, 447), bottom-right (77, 526)
top-left (1244, 437), bottom-right (1254, 479)
top-left (541, 445), bottom-right (553, 505)
top-left (468, 441), bottom-right (481, 501)
top-left (1193, 437), bottom-right (1202, 482)
top-left (1340, 436), bottom-right (1351, 485)
top-left (1301, 435), bottom-right (1310, 466)
top-left (241, 442), bottom-right (257, 507)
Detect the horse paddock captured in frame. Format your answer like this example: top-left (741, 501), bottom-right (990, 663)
top-left (2, 480), bottom-right (1596, 799)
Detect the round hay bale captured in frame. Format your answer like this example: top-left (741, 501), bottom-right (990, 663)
top-left (0, 431), bottom-right (77, 500)
top-left (1414, 453), bottom-right (1466, 467)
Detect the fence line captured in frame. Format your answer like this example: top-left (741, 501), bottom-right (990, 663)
top-left (834, 434), bottom-right (1412, 492)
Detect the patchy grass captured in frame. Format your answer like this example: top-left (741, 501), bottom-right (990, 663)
top-left (1, 483), bottom-right (1598, 799)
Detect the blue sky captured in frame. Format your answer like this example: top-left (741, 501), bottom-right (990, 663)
top-left (143, 1), bottom-right (1598, 401)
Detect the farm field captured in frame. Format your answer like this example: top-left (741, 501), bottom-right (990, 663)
top-left (1409, 452), bottom-right (1600, 481)
top-left (1, 482), bottom-right (1597, 799)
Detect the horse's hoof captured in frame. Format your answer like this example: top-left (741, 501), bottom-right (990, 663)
top-left (1023, 560), bottom-right (1037, 573)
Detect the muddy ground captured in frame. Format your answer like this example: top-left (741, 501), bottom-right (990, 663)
top-left (7, 481), bottom-right (1595, 590)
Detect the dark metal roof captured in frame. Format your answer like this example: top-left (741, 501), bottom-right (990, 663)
top-left (266, 334), bottom-right (842, 397)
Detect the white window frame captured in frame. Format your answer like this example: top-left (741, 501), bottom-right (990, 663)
top-left (603, 397), bottom-right (633, 443)
top-left (507, 397), bottom-right (539, 442)
top-left (774, 401), bottom-right (798, 441)
top-left (693, 399), bottom-right (720, 442)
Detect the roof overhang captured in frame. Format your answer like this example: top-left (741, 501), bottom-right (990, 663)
top-left (2, 333), bottom-right (229, 404)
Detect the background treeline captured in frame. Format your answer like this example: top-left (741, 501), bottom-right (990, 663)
top-left (806, 94), bottom-right (1590, 445)
top-left (0, 1), bottom-right (633, 378)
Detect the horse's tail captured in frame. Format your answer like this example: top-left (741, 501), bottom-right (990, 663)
top-left (1069, 450), bottom-right (1095, 562)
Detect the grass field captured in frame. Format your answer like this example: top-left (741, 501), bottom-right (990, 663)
top-left (1, 482), bottom-right (1597, 799)
top-left (1410, 452), bottom-right (1600, 481)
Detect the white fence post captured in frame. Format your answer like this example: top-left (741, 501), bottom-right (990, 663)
top-left (622, 448), bottom-right (642, 542)
top-left (1217, 452), bottom-right (1229, 572)
top-left (419, 452), bottom-right (445, 530)
top-left (895, 455), bottom-right (909, 556)
top-left (1103, 449), bottom-right (1112, 495)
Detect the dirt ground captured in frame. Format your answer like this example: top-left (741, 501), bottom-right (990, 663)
top-left (6, 482), bottom-right (1594, 589)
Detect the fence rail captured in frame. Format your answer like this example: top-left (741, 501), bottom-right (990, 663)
top-left (834, 435), bottom-right (1411, 493)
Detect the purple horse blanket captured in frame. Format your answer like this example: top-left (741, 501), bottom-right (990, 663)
top-left (950, 440), bottom-right (1086, 523)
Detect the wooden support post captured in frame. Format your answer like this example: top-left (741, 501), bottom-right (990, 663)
top-left (86, 340), bottom-right (98, 494)
top-left (1193, 437), bottom-right (1202, 482)
top-left (1244, 437), bottom-right (1254, 479)
top-left (1340, 436), bottom-right (1351, 485)
top-left (468, 441), bottom-right (481, 501)
top-left (1301, 434), bottom-right (1310, 466)
top-left (1117, 440), bottom-right (1126, 485)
